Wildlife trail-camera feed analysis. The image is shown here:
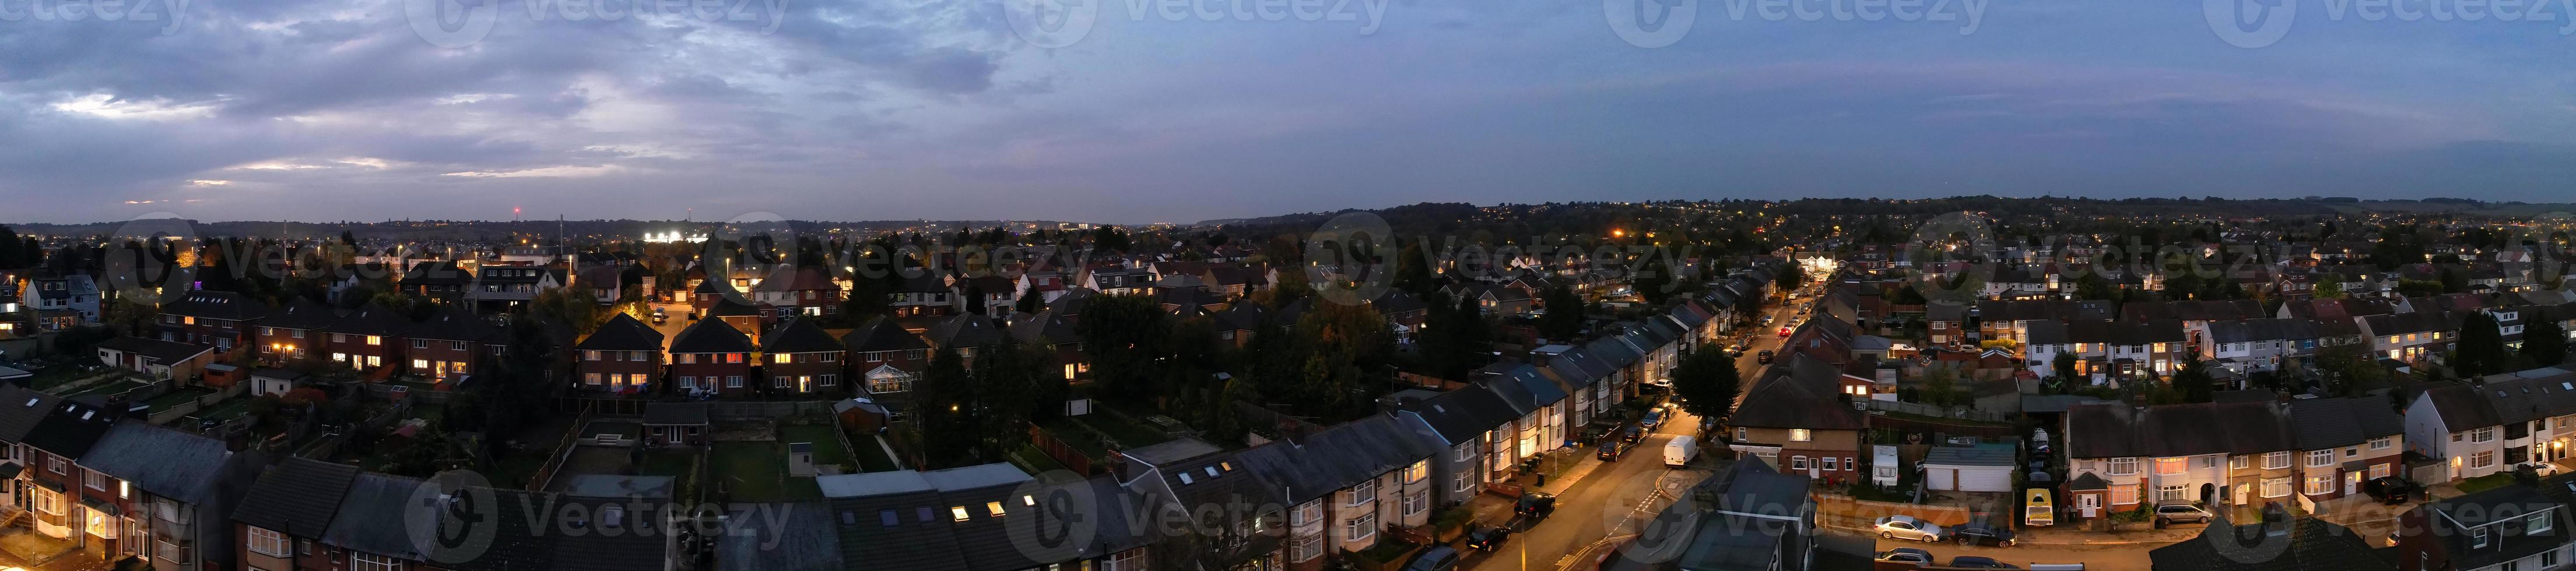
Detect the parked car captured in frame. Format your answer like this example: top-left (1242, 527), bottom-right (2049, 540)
top-left (1756, 350), bottom-right (1774, 364)
top-left (2154, 504), bottom-right (2214, 526)
top-left (1953, 522), bottom-right (2016, 547)
top-left (1729, 342), bottom-right (1749, 353)
top-left (651, 307), bottom-right (668, 325)
top-left (1874, 548), bottom-right (1935, 566)
top-left (1664, 435), bottom-right (1698, 468)
top-left (1464, 526), bottom-right (1514, 551)
top-left (1946, 556), bottom-right (2018, 569)
top-left (2517, 462), bottom-right (2562, 477)
top-left (1641, 408), bottom-right (1666, 431)
top-left (1598, 440), bottom-right (1623, 461)
top-left (1873, 515), bottom-right (1944, 542)
top-left (1515, 492), bottom-right (1557, 520)
top-left (1404, 546), bottom-right (1461, 571)
top-left (2364, 477), bottom-right (2423, 505)
top-left (1620, 425), bottom-right (1643, 444)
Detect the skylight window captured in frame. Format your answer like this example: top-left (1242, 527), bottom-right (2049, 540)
top-left (1205, 466), bottom-right (1220, 478)
top-left (1178, 473), bottom-right (1195, 485)
top-left (950, 506), bottom-right (970, 521)
top-left (1022, 495), bottom-right (1037, 507)
top-left (987, 502), bottom-right (1006, 517)
top-left (879, 510), bottom-right (898, 527)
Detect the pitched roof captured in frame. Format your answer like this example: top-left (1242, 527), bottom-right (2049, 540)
top-left (2284, 396), bottom-right (2404, 450)
top-left (323, 303), bottom-right (413, 337)
top-left (79, 422), bottom-right (236, 503)
top-left (2146, 516), bottom-right (2395, 571)
top-left (231, 457), bottom-right (361, 538)
top-left (671, 318), bottom-right (755, 354)
top-left (575, 313), bottom-right (665, 351)
top-left (1398, 386), bottom-right (1519, 445)
top-left (262, 298), bottom-right (341, 330)
top-left (0, 386), bottom-right (62, 443)
top-left (161, 289), bottom-right (268, 321)
top-left (843, 316), bottom-right (929, 353)
top-left (2064, 401), bottom-right (2296, 459)
top-left (762, 318), bottom-right (843, 354)
top-left (924, 314), bottom-right (1008, 348)
top-left (96, 336), bottom-right (214, 364)
top-left (1231, 414), bottom-right (1444, 503)
top-left (403, 307), bottom-right (500, 343)
top-left (717, 502), bottom-right (841, 571)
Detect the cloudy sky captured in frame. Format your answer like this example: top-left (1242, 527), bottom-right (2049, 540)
top-left (2, 0), bottom-right (2573, 224)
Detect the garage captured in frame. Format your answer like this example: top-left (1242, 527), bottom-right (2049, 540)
top-left (1923, 444), bottom-right (2016, 492)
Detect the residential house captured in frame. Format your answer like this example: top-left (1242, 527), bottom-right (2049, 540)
top-left (0, 391), bottom-right (119, 546)
top-left (1007, 309), bottom-right (1086, 382)
top-left (2062, 401), bottom-right (2297, 521)
top-left (845, 317), bottom-right (929, 415)
top-left (2362, 310), bottom-right (2462, 365)
top-left (753, 266), bottom-right (843, 318)
top-left (2286, 396), bottom-right (2406, 503)
top-left (255, 299), bottom-right (338, 366)
top-left (1726, 354), bottom-right (1867, 483)
top-left (402, 308), bottom-right (502, 387)
top-left (27, 274), bottom-right (100, 323)
top-left (463, 264), bottom-right (566, 312)
top-left (321, 304), bottom-right (412, 374)
top-left (2396, 481), bottom-right (2573, 571)
top-left (1394, 386), bottom-right (1520, 506)
top-left (671, 319), bottom-right (757, 397)
top-left (892, 273), bottom-right (953, 316)
top-left (1231, 415), bottom-right (1444, 570)
top-left (78, 422), bottom-right (265, 570)
top-left (763, 318), bottom-right (844, 396)
top-left (399, 260), bottom-right (473, 304)
top-left (1611, 459), bottom-right (1816, 571)
top-left (94, 337), bottom-right (216, 383)
top-left (576, 313), bottom-right (665, 396)
top-left (156, 289), bottom-right (265, 354)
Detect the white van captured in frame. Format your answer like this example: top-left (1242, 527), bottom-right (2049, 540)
top-left (1663, 435), bottom-right (1698, 468)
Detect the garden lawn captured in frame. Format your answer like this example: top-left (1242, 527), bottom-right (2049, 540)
top-left (849, 433), bottom-right (899, 473)
top-left (711, 443), bottom-right (821, 502)
top-left (2456, 472), bottom-right (2518, 495)
top-left (146, 387), bottom-right (212, 413)
top-left (779, 425), bottom-right (851, 466)
top-left (1080, 411), bottom-right (1175, 449)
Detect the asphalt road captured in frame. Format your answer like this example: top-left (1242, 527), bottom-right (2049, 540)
top-left (1466, 406), bottom-right (1714, 571)
top-left (1852, 530), bottom-right (2160, 570)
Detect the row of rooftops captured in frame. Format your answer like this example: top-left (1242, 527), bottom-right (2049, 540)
top-left (2062, 394), bottom-right (2410, 459)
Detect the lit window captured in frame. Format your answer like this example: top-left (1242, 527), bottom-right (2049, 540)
top-left (950, 506), bottom-right (970, 521)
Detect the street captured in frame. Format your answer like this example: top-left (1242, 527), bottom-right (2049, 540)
top-left (1466, 405), bottom-right (1712, 571)
top-left (1848, 530), bottom-right (2157, 570)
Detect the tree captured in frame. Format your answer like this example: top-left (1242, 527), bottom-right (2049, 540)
top-left (2525, 308), bottom-right (2568, 366)
top-left (2313, 279), bottom-right (2346, 299)
top-left (1632, 253), bottom-right (1673, 305)
top-left (1538, 285), bottom-right (1583, 341)
top-left (2171, 353), bottom-right (2217, 404)
top-left (1417, 292), bottom-right (1491, 382)
top-left (1393, 243), bottom-right (1436, 295)
top-left (1668, 349), bottom-right (1740, 424)
top-left (1080, 294), bottom-right (1173, 403)
top-left (1015, 290), bottom-right (1044, 315)
top-left (963, 284), bottom-right (987, 316)
top-left (970, 343), bottom-right (1051, 454)
top-left (2454, 312), bottom-right (2512, 376)
top-left (1774, 263), bottom-right (1807, 294)
top-left (2074, 271), bottom-right (2117, 302)
top-left (2052, 351), bottom-right (2079, 384)
top-left (913, 350), bottom-right (980, 468)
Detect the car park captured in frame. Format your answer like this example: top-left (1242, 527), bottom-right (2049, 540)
top-left (1873, 515), bottom-right (1943, 542)
top-left (2155, 504), bottom-right (2214, 526)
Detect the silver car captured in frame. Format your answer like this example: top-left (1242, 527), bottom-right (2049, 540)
top-left (1874, 515), bottom-right (1944, 542)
